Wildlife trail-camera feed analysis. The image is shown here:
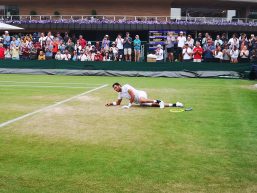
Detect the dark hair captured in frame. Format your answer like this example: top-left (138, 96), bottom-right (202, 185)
top-left (112, 82), bottom-right (121, 88)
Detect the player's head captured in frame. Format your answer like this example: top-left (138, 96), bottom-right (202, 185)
top-left (112, 82), bottom-right (122, 92)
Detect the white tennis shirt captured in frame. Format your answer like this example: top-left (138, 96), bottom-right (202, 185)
top-left (118, 84), bottom-right (146, 103)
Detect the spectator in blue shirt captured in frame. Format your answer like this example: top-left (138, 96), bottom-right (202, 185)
top-left (203, 39), bottom-right (215, 62)
top-left (133, 35), bottom-right (141, 62)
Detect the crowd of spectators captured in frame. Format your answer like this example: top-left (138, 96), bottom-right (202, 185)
top-left (0, 31), bottom-right (141, 62)
top-left (163, 31), bottom-right (257, 63)
top-left (1, 30), bottom-right (257, 63)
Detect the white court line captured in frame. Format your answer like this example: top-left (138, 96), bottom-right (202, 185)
top-left (0, 85), bottom-right (97, 89)
top-left (0, 84), bottom-right (108, 128)
top-left (0, 81), bottom-right (103, 85)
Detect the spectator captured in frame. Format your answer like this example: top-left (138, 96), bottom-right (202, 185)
top-left (63, 32), bottom-right (70, 43)
top-left (214, 46), bottom-right (223, 63)
top-left (79, 35), bottom-right (87, 49)
top-left (102, 35), bottom-right (110, 52)
top-left (133, 35), bottom-right (141, 62)
top-left (0, 43), bottom-right (5, 60)
top-left (182, 43), bottom-right (192, 62)
top-left (3, 31), bottom-right (11, 48)
top-left (203, 39), bottom-right (215, 62)
top-left (45, 31), bottom-right (54, 43)
top-left (193, 41), bottom-right (203, 62)
top-left (123, 32), bottom-right (133, 62)
top-left (240, 45), bottom-right (249, 63)
top-left (4, 47), bottom-right (11, 60)
top-left (115, 34), bottom-right (124, 61)
top-left (202, 33), bottom-right (210, 46)
top-left (45, 41), bottom-right (53, 60)
top-left (62, 49), bottom-right (71, 61)
top-left (109, 42), bottom-right (118, 61)
top-left (38, 51), bottom-right (46, 60)
top-left (72, 51), bottom-right (78, 61)
top-left (10, 45), bottom-right (20, 60)
top-left (177, 31), bottom-right (186, 61)
top-left (228, 33), bottom-right (239, 49)
top-left (39, 32), bottom-right (46, 47)
top-left (55, 50), bottom-right (63, 60)
top-left (195, 32), bottom-right (203, 46)
top-left (155, 44), bottom-right (164, 62)
top-left (166, 32), bottom-right (176, 62)
top-left (214, 35), bottom-right (223, 47)
top-left (186, 35), bottom-right (194, 49)
top-left (222, 44), bottom-right (231, 63)
top-left (230, 46), bottom-right (239, 63)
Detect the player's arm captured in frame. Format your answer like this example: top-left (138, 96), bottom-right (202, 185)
top-left (105, 99), bottom-right (122, 106)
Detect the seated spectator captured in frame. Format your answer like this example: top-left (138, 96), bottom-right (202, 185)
top-left (72, 51), bottom-right (78, 61)
top-left (85, 41), bottom-right (93, 52)
top-left (222, 44), bottom-right (231, 63)
top-left (78, 50), bottom-right (87, 61)
top-left (10, 45), bottom-right (20, 60)
top-left (95, 41), bottom-right (101, 52)
top-left (214, 46), bottom-right (223, 63)
top-left (21, 44), bottom-right (30, 60)
top-left (103, 51), bottom-right (111, 61)
top-left (182, 43), bottom-right (192, 62)
top-left (0, 43), bottom-right (5, 60)
top-left (230, 46), bottom-right (239, 63)
top-left (250, 48), bottom-right (257, 62)
top-left (193, 41), bottom-right (203, 62)
top-left (94, 51), bottom-right (103, 61)
top-left (240, 45), bottom-right (249, 63)
top-left (62, 49), bottom-right (71, 61)
top-left (55, 50), bottom-right (63, 60)
top-left (45, 42), bottom-right (53, 60)
top-left (155, 44), bottom-right (164, 62)
top-left (4, 47), bottom-right (12, 59)
top-left (38, 51), bottom-right (46, 60)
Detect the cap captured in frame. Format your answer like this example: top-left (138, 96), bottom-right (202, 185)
top-left (157, 44), bottom-right (162, 48)
top-left (112, 42), bottom-right (116, 45)
top-left (5, 31), bottom-right (9, 34)
top-left (88, 41), bottom-right (91, 44)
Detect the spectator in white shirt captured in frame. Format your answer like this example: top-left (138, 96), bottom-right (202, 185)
top-left (155, 44), bottom-right (164, 62)
top-left (240, 45), bottom-right (249, 63)
top-left (214, 35), bottom-right (223, 47)
top-left (55, 50), bottom-right (62, 60)
top-left (115, 34), bottom-right (124, 61)
top-left (182, 43), bottom-right (192, 62)
top-left (177, 31), bottom-right (186, 61)
top-left (230, 46), bottom-right (239, 64)
top-left (214, 46), bottom-right (223, 63)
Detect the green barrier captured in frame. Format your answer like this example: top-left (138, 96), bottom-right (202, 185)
top-left (0, 60), bottom-right (251, 72)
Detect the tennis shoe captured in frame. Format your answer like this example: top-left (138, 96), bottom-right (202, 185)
top-left (159, 101), bottom-right (165, 109)
top-left (176, 102), bottom-right (184, 107)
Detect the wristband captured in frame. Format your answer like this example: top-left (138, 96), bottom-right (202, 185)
top-left (112, 102), bottom-right (117, 106)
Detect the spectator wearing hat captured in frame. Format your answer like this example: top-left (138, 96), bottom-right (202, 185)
top-left (155, 44), bottom-right (164, 62)
top-left (3, 31), bottom-right (11, 48)
top-left (133, 35), bottom-right (141, 62)
top-left (123, 32), bottom-right (132, 62)
top-left (109, 42), bottom-right (118, 61)
top-left (182, 43), bottom-right (192, 62)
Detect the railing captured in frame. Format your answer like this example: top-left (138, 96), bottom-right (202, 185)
top-left (1, 15), bottom-right (257, 23)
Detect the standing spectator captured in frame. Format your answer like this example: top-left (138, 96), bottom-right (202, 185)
top-left (133, 35), bottom-right (141, 62)
top-left (186, 35), bottom-right (194, 49)
top-left (240, 45), bottom-right (249, 63)
top-left (65, 38), bottom-right (75, 54)
top-left (155, 44), bottom-right (164, 62)
top-left (123, 32), bottom-right (133, 62)
top-left (228, 33), bottom-right (239, 49)
top-left (0, 43), bottom-right (5, 59)
top-left (203, 39), bottom-right (215, 62)
top-left (166, 32), bottom-right (176, 62)
top-left (177, 31), bottom-right (186, 61)
top-left (193, 41), bottom-right (203, 62)
top-left (63, 32), bottom-right (70, 43)
top-left (115, 34), bottom-right (124, 61)
top-left (221, 33), bottom-right (228, 45)
top-left (3, 31), bottom-right (11, 48)
top-left (45, 31), bottom-right (54, 43)
top-left (230, 46), bottom-right (239, 64)
top-left (56, 32), bottom-right (63, 42)
top-left (102, 35), bottom-right (110, 52)
top-left (195, 33), bottom-right (203, 46)
top-left (95, 41), bottom-right (101, 52)
top-left (214, 35), bottom-right (223, 47)
top-left (38, 51), bottom-right (46, 60)
top-left (79, 35), bottom-right (87, 49)
top-left (182, 43), bottom-right (192, 62)
top-left (45, 41), bottom-right (53, 60)
top-left (202, 33), bottom-right (210, 47)
top-left (39, 32), bottom-right (46, 47)
top-left (29, 45), bottom-right (38, 60)
top-left (52, 38), bottom-right (59, 58)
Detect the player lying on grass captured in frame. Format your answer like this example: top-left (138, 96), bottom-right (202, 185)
top-left (105, 82), bottom-right (183, 109)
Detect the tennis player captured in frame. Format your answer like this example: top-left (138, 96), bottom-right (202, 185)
top-left (105, 83), bottom-right (183, 109)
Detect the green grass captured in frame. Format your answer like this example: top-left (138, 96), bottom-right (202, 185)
top-left (0, 74), bottom-right (257, 193)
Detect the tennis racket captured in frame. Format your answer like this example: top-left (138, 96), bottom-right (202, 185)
top-left (170, 107), bottom-right (193, 113)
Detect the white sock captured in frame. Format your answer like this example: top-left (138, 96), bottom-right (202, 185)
top-left (169, 104), bottom-right (173, 107)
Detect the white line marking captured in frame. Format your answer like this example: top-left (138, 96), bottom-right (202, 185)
top-left (0, 84), bottom-right (108, 128)
top-left (0, 85), bottom-right (97, 89)
top-left (0, 81), bottom-right (103, 85)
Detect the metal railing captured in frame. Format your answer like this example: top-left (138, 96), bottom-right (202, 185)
top-left (1, 15), bottom-right (257, 23)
